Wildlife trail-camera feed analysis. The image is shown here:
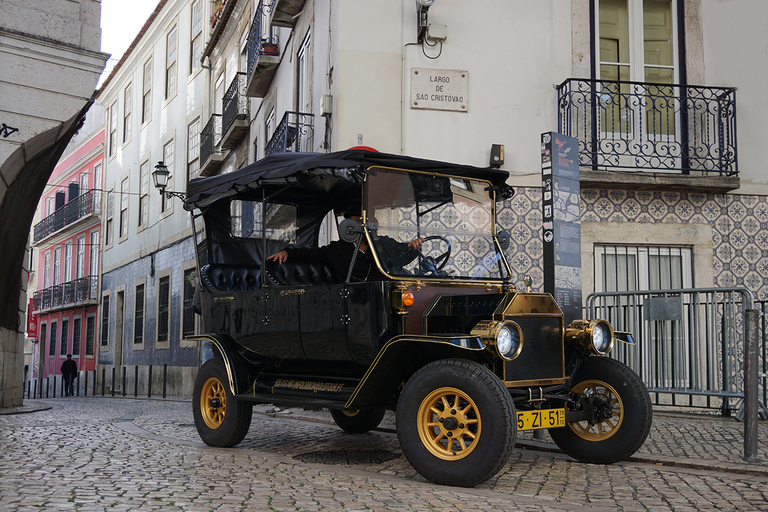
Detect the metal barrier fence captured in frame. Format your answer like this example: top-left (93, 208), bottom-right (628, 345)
top-left (24, 364), bottom-right (171, 400)
top-left (586, 287), bottom-right (765, 461)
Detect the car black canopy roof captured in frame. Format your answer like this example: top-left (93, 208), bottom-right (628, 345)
top-left (184, 149), bottom-right (511, 211)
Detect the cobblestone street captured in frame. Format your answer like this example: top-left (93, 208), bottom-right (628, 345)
top-left (0, 397), bottom-right (766, 511)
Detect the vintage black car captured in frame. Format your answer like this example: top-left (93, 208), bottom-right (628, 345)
top-left (183, 149), bottom-right (652, 487)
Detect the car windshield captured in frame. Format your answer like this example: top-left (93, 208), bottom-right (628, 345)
top-left (364, 167), bottom-right (510, 280)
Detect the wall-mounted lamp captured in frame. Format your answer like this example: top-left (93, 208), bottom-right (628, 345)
top-left (416, 0), bottom-right (435, 43)
top-left (152, 161), bottom-right (186, 201)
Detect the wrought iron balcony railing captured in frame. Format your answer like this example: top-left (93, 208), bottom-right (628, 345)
top-left (247, 0), bottom-right (278, 79)
top-left (265, 111), bottom-right (314, 156)
top-left (222, 72), bottom-right (248, 139)
top-left (32, 275), bottom-right (99, 312)
top-left (200, 114), bottom-right (222, 170)
top-left (557, 78), bottom-right (737, 175)
top-left (33, 189), bottom-right (100, 244)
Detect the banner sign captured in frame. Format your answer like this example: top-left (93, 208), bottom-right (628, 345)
top-left (27, 298), bottom-right (37, 339)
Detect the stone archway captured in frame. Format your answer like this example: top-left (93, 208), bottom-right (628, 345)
top-left (0, 101), bottom-right (93, 407)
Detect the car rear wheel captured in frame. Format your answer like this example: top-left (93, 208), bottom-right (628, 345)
top-left (548, 356), bottom-right (652, 463)
top-left (330, 408), bottom-right (386, 433)
top-left (396, 359), bottom-right (516, 487)
top-left (192, 358), bottom-right (253, 447)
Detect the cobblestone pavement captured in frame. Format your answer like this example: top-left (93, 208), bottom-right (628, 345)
top-left (0, 397), bottom-right (766, 511)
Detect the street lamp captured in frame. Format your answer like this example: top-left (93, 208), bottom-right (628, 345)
top-left (152, 161), bottom-right (186, 201)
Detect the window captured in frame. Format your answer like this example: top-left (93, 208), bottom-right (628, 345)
top-left (123, 83), bottom-right (132, 143)
top-left (139, 161), bottom-right (149, 228)
top-left (72, 318), bottom-right (81, 356)
top-left (187, 117), bottom-right (201, 180)
top-left (182, 268), bottom-right (196, 337)
top-left (43, 252), bottom-right (50, 288)
top-left (265, 108), bottom-right (275, 141)
top-left (142, 57), bottom-right (153, 124)
top-left (101, 295), bottom-right (110, 347)
top-left (85, 316), bottom-right (95, 356)
top-left (134, 284), bottom-right (145, 344)
top-left (46, 196), bottom-right (54, 217)
top-left (53, 247), bottom-right (61, 285)
top-left (297, 32), bottom-right (312, 150)
top-left (65, 242), bottom-right (73, 283)
top-left (49, 321), bottom-right (57, 356)
top-left (76, 236), bottom-right (85, 278)
top-left (594, 245), bottom-right (692, 293)
top-left (119, 178), bottom-right (129, 239)
top-left (40, 323), bottom-right (47, 359)
top-left (89, 232), bottom-right (99, 276)
top-left (60, 319), bottom-right (69, 356)
top-left (190, 0), bottom-right (203, 74)
top-left (105, 189), bottom-right (114, 246)
top-left (597, 0), bottom-right (677, 135)
top-left (109, 100), bottom-right (118, 156)
top-left (94, 163), bottom-right (103, 210)
top-left (80, 172), bottom-right (89, 194)
top-left (162, 140), bottom-right (175, 213)
top-left (165, 25), bottom-right (178, 99)
top-left (157, 275), bottom-right (170, 343)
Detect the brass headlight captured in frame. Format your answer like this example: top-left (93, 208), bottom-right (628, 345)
top-left (565, 319), bottom-right (615, 355)
top-left (471, 320), bottom-right (523, 361)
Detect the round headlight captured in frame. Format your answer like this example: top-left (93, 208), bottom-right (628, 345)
top-left (592, 321), bottom-right (613, 354)
top-left (496, 323), bottom-right (522, 360)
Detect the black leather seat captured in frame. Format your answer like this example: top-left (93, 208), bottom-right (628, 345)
top-left (201, 265), bottom-right (261, 292)
top-left (263, 258), bottom-right (336, 286)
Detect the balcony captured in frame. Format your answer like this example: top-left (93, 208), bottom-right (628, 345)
top-left (221, 72), bottom-right (249, 149)
top-left (33, 189), bottom-right (100, 244)
top-left (265, 111), bottom-right (314, 156)
top-left (245, 0), bottom-right (280, 98)
top-left (200, 114), bottom-right (224, 176)
top-left (32, 276), bottom-right (99, 313)
top-left (271, 0), bottom-right (307, 27)
top-left (557, 78), bottom-right (739, 192)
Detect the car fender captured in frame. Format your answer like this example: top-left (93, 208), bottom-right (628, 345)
top-left (346, 335), bottom-right (490, 409)
top-left (187, 334), bottom-right (256, 395)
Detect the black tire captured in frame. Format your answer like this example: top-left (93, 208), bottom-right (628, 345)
top-left (192, 358), bottom-right (253, 447)
top-left (330, 408), bottom-right (386, 433)
top-left (396, 359), bottom-right (516, 487)
top-left (548, 357), bottom-right (652, 464)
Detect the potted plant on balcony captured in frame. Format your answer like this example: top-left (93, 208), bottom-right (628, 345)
top-left (262, 39), bottom-right (279, 56)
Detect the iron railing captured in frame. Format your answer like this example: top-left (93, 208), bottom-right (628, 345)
top-left (557, 78), bottom-right (738, 175)
top-left (265, 111), bottom-right (314, 155)
top-left (200, 114), bottom-right (222, 166)
top-left (246, 0), bottom-right (278, 78)
top-left (32, 276), bottom-right (99, 311)
top-left (222, 72), bottom-right (248, 137)
top-left (33, 190), bottom-right (99, 244)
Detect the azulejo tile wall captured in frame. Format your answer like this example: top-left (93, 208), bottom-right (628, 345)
top-left (497, 187), bottom-right (768, 301)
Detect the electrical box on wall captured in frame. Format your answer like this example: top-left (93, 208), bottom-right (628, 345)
top-left (321, 94), bottom-right (333, 116)
top-left (427, 24), bottom-right (447, 41)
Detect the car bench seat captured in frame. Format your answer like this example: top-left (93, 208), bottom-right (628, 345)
top-left (200, 264), bottom-right (261, 292)
top-left (264, 258), bottom-right (336, 286)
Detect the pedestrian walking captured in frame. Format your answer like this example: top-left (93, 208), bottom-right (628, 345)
top-left (60, 354), bottom-right (77, 396)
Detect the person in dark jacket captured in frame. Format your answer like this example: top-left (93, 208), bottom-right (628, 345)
top-left (60, 354), bottom-right (77, 396)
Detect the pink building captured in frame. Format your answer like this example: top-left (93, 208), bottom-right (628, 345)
top-left (29, 127), bottom-right (104, 385)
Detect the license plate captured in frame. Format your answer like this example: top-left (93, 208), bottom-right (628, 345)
top-left (516, 408), bottom-right (565, 430)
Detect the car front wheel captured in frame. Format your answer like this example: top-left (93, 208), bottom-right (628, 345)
top-left (396, 359), bottom-right (516, 487)
top-left (548, 356), bottom-right (652, 463)
top-left (192, 358), bottom-right (253, 447)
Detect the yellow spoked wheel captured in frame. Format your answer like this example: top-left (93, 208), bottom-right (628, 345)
top-left (567, 379), bottom-right (623, 441)
top-left (416, 387), bottom-right (481, 461)
top-left (200, 376), bottom-right (227, 430)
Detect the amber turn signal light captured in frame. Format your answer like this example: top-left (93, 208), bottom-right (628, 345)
top-left (402, 291), bottom-right (415, 307)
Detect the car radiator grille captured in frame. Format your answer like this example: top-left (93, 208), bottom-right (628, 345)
top-left (503, 316), bottom-right (564, 384)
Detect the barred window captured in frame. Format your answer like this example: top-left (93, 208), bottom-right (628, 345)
top-left (157, 276), bottom-right (170, 343)
top-left (134, 284), bottom-right (145, 344)
top-left (594, 245), bottom-right (693, 292)
top-left (72, 318), bottom-right (81, 356)
top-left (101, 295), bottom-right (110, 347)
top-left (61, 319), bottom-right (69, 357)
top-left (85, 316), bottom-right (95, 356)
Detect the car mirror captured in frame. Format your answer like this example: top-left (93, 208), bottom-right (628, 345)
top-left (339, 218), bottom-right (364, 243)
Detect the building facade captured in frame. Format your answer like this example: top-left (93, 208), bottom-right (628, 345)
top-left (87, 0), bottom-right (767, 396)
top-left (96, 0), bottom-right (209, 395)
top-left (28, 113), bottom-right (105, 389)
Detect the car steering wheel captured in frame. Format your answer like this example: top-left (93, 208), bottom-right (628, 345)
top-left (416, 236), bottom-right (451, 275)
